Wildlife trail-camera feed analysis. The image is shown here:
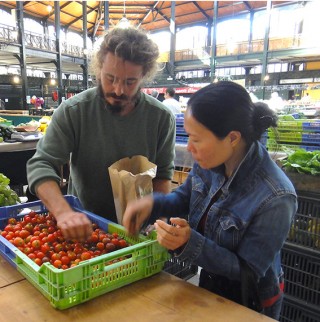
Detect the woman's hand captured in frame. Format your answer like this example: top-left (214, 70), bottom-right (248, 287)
top-left (154, 217), bottom-right (191, 251)
top-left (122, 195), bottom-right (154, 235)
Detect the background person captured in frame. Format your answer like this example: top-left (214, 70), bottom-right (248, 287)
top-left (150, 89), bottom-right (159, 99)
top-left (162, 87), bottom-right (182, 114)
top-left (27, 27), bottom-right (176, 241)
top-left (123, 81), bottom-right (297, 320)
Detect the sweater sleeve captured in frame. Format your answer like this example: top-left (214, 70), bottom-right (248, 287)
top-left (27, 103), bottom-right (75, 194)
top-left (153, 108), bottom-right (176, 181)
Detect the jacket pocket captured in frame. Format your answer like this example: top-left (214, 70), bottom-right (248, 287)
top-left (216, 211), bottom-right (245, 250)
top-left (189, 175), bottom-right (208, 214)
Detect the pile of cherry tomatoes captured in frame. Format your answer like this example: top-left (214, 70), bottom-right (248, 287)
top-left (0, 211), bottom-right (130, 270)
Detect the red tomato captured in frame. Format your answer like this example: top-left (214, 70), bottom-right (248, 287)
top-left (13, 237), bottom-right (25, 247)
top-left (47, 226), bottom-right (56, 234)
top-left (34, 258), bottom-right (42, 266)
top-left (53, 259), bottom-right (62, 269)
top-left (4, 225), bottom-right (14, 232)
top-left (23, 215), bottom-right (32, 223)
top-left (24, 223), bottom-right (33, 232)
top-left (111, 238), bottom-right (120, 248)
top-left (54, 244), bottom-right (63, 253)
top-left (19, 229), bottom-right (30, 239)
top-left (28, 253), bottom-right (36, 260)
top-left (67, 251), bottom-right (77, 261)
top-left (41, 243), bottom-right (50, 253)
top-left (61, 256), bottom-right (70, 266)
top-left (1, 231), bottom-right (7, 238)
top-left (8, 218), bottom-right (17, 225)
top-left (51, 253), bottom-right (61, 261)
top-left (36, 251), bottom-right (45, 260)
top-left (96, 242), bottom-right (105, 251)
top-left (47, 234), bottom-right (55, 243)
top-left (89, 233), bottom-right (99, 243)
top-left (80, 252), bottom-right (91, 261)
top-left (5, 232), bottom-right (15, 240)
top-left (118, 239), bottom-right (128, 248)
top-left (31, 239), bottom-right (41, 249)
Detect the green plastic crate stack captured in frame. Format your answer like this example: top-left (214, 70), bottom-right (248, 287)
top-left (267, 119), bottom-right (320, 152)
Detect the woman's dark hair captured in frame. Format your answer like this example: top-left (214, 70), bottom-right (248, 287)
top-left (92, 27), bottom-right (159, 82)
top-left (187, 81), bottom-right (277, 145)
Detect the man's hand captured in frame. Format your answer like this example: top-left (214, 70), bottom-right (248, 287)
top-left (35, 180), bottom-right (93, 241)
top-left (56, 210), bottom-right (93, 241)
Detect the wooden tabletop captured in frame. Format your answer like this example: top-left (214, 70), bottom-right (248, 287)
top-left (0, 257), bottom-right (275, 322)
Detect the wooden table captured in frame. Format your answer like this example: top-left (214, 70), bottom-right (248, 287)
top-left (0, 257), bottom-right (275, 322)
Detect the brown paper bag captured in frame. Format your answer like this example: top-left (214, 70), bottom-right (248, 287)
top-left (108, 155), bottom-right (157, 224)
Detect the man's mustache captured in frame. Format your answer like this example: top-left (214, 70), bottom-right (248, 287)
top-left (105, 93), bottom-right (128, 100)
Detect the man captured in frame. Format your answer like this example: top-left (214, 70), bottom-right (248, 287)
top-left (27, 27), bottom-right (176, 241)
top-left (162, 87), bottom-right (181, 114)
top-left (150, 90), bottom-right (159, 99)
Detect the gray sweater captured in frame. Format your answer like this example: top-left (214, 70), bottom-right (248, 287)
top-left (27, 87), bottom-right (176, 222)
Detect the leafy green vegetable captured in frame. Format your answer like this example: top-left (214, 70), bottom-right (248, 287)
top-left (281, 149), bottom-right (320, 176)
top-left (0, 173), bottom-right (20, 206)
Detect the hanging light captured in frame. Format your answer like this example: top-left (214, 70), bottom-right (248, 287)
top-left (13, 75), bottom-right (20, 84)
top-left (118, 1), bottom-right (130, 28)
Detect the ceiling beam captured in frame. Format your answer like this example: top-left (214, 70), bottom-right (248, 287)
top-left (243, 1), bottom-right (252, 11)
top-left (44, 1), bottom-right (73, 20)
top-left (65, 3), bottom-right (99, 29)
top-left (192, 1), bottom-right (212, 21)
top-left (137, 1), bottom-right (160, 27)
top-left (92, 1), bottom-right (103, 38)
top-left (153, 8), bottom-right (170, 23)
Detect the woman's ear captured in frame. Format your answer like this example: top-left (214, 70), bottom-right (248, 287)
top-left (229, 131), bottom-right (242, 147)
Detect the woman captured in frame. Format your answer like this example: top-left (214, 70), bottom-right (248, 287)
top-left (123, 81), bottom-right (297, 320)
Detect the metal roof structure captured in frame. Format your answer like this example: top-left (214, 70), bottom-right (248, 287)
top-left (0, 1), bottom-right (294, 38)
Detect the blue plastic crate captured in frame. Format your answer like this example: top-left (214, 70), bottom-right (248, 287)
top-left (176, 128), bottom-right (188, 135)
top-left (302, 122), bottom-right (320, 132)
top-left (176, 136), bottom-right (189, 143)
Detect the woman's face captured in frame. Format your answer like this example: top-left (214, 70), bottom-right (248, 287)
top-left (184, 109), bottom-right (234, 170)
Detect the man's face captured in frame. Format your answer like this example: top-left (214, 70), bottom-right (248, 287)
top-left (99, 52), bottom-right (144, 114)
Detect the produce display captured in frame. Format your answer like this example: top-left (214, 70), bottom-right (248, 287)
top-left (0, 124), bottom-right (15, 142)
top-left (0, 210), bottom-right (130, 270)
top-left (0, 173), bottom-right (20, 206)
top-left (281, 149), bottom-right (320, 175)
top-left (15, 119), bottom-right (40, 132)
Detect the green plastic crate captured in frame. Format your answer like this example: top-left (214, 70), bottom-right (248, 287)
top-left (0, 121), bottom-right (13, 126)
top-left (0, 196), bottom-right (169, 309)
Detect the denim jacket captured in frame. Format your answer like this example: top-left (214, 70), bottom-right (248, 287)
top-left (150, 142), bottom-right (297, 302)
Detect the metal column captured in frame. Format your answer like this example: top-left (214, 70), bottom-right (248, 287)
top-left (82, 1), bottom-right (88, 90)
top-left (261, 0), bottom-right (272, 100)
top-left (16, 2), bottom-right (28, 110)
top-left (169, 1), bottom-right (176, 66)
top-left (210, 1), bottom-right (218, 82)
top-left (104, 1), bottom-right (109, 31)
top-left (54, 1), bottom-right (63, 104)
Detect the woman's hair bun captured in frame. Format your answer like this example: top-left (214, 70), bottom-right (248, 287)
top-left (252, 102), bottom-right (278, 139)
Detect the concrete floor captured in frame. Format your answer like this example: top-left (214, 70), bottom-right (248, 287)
top-left (186, 267), bottom-right (201, 286)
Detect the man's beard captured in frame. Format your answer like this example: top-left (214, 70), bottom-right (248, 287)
top-left (98, 84), bottom-right (140, 114)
